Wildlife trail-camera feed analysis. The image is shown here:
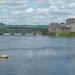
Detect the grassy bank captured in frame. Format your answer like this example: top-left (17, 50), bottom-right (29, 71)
top-left (56, 32), bottom-right (75, 37)
top-left (41, 30), bottom-right (75, 37)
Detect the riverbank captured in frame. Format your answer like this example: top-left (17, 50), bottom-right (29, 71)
top-left (56, 32), bottom-right (75, 37)
top-left (42, 30), bottom-right (75, 37)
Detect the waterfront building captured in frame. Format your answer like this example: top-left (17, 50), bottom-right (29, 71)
top-left (56, 25), bottom-right (70, 33)
top-left (48, 22), bottom-right (70, 33)
top-left (56, 23), bottom-right (70, 33)
top-left (66, 18), bottom-right (75, 32)
top-left (66, 18), bottom-right (75, 25)
top-left (48, 23), bottom-right (59, 33)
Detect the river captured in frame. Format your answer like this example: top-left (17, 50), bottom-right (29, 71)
top-left (0, 35), bottom-right (75, 75)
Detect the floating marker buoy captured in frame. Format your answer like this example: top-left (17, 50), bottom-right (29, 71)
top-left (0, 54), bottom-right (8, 59)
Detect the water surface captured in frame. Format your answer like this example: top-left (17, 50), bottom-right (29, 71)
top-left (0, 35), bottom-right (75, 75)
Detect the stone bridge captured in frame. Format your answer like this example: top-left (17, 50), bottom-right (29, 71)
top-left (0, 24), bottom-right (48, 35)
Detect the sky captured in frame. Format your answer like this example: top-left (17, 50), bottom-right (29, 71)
top-left (0, 0), bottom-right (75, 25)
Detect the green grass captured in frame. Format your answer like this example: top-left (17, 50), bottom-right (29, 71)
top-left (56, 32), bottom-right (75, 37)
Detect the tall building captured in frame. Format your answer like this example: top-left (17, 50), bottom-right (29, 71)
top-left (66, 18), bottom-right (75, 25)
top-left (66, 18), bottom-right (75, 32)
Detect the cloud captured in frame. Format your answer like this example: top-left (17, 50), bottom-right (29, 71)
top-left (25, 8), bottom-right (34, 13)
top-left (64, 3), bottom-right (75, 10)
top-left (48, 0), bottom-right (75, 11)
top-left (0, 0), bottom-right (28, 4)
top-left (36, 0), bottom-right (47, 3)
top-left (0, 0), bottom-right (75, 25)
top-left (25, 8), bottom-right (35, 15)
top-left (0, 18), bottom-right (18, 24)
top-left (0, 0), bottom-right (11, 4)
top-left (2, 9), bottom-right (7, 12)
top-left (0, 0), bottom-right (28, 8)
top-left (35, 15), bottom-right (45, 20)
top-left (49, 0), bottom-right (67, 5)
top-left (49, 5), bottom-right (58, 11)
top-left (36, 8), bottom-right (49, 15)
top-left (12, 10), bottom-right (21, 15)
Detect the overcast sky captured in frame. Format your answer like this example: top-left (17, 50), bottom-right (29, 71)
top-left (0, 0), bottom-right (75, 25)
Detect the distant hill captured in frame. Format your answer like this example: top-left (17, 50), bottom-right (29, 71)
top-left (0, 23), bottom-right (48, 29)
top-left (0, 23), bottom-right (5, 26)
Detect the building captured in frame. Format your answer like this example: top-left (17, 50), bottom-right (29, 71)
top-left (48, 23), bottom-right (59, 33)
top-left (66, 18), bottom-right (75, 25)
top-left (56, 25), bottom-right (70, 33)
top-left (56, 23), bottom-right (70, 33)
top-left (66, 18), bottom-right (75, 32)
top-left (48, 22), bottom-right (70, 34)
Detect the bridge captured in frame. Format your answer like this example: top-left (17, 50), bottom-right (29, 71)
top-left (0, 23), bottom-right (48, 35)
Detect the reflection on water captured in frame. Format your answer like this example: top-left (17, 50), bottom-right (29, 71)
top-left (0, 36), bottom-right (75, 75)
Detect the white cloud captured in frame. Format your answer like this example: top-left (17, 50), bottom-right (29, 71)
top-left (12, 10), bottom-right (21, 15)
top-left (11, 8), bottom-right (35, 16)
top-left (0, 0), bottom-right (11, 4)
top-left (36, 0), bottom-right (47, 3)
top-left (25, 8), bottom-right (35, 15)
top-left (49, 0), bottom-right (67, 5)
top-left (49, 5), bottom-right (58, 11)
top-left (36, 8), bottom-right (49, 15)
top-left (0, 0), bottom-right (75, 25)
top-left (25, 8), bottom-right (34, 13)
top-left (0, 0), bottom-right (28, 8)
top-left (65, 3), bottom-right (75, 9)
top-left (48, 1), bottom-right (75, 11)
top-left (8, 4), bottom-right (28, 10)
top-left (35, 15), bottom-right (45, 21)
top-left (0, 18), bottom-right (17, 24)
top-left (12, 0), bottom-right (28, 6)
top-left (0, 0), bottom-right (28, 4)
top-left (2, 9), bottom-right (7, 12)
top-left (67, 16), bottom-right (75, 19)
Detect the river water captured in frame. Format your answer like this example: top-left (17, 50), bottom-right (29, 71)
top-left (0, 35), bottom-right (75, 75)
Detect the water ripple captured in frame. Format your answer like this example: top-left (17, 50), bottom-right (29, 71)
top-left (0, 46), bottom-right (75, 51)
